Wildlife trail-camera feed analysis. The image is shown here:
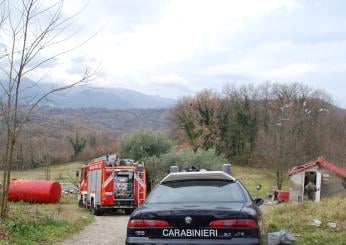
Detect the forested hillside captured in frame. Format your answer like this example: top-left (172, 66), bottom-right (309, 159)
top-left (170, 82), bottom-right (346, 188)
top-left (2, 81), bottom-right (346, 184)
top-left (0, 107), bottom-right (169, 170)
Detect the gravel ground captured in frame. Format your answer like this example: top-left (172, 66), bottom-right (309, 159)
top-left (60, 215), bottom-right (129, 245)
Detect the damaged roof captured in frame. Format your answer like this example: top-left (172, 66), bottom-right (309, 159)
top-left (288, 157), bottom-right (346, 178)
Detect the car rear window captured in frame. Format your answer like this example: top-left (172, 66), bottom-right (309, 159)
top-left (146, 180), bottom-right (245, 204)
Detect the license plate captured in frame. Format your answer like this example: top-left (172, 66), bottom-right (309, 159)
top-left (162, 228), bottom-right (218, 238)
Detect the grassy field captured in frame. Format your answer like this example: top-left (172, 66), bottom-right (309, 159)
top-left (1, 161), bottom-right (345, 245)
top-left (263, 196), bottom-right (346, 245)
top-left (232, 165), bottom-right (346, 245)
top-left (0, 162), bottom-right (83, 182)
top-left (0, 162), bottom-right (92, 245)
top-left (232, 164), bottom-right (290, 197)
top-left (1, 161), bottom-right (281, 196)
top-left (0, 196), bottom-right (94, 245)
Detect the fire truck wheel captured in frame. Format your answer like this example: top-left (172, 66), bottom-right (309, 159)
top-left (78, 197), bottom-right (84, 208)
top-left (91, 200), bottom-right (103, 216)
top-left (124, 209), bottom-right (134, 215)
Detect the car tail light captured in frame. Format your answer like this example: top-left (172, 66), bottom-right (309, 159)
top-left (209, 219), bottom-right (258, 228)
top-left (128, 219), bottom-right (170, 228)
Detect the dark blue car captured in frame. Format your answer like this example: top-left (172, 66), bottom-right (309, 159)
top-left (126, 170), bottom-right (265, 245)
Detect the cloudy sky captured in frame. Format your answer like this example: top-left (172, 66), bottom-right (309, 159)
top-left (28, 0), bottom-right (346, 107)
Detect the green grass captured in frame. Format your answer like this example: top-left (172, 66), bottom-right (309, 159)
top-left (0, 196), bottom-right (94, 245)
top-left (1, 161), bottom-right (345, 244)
top-left (262, 195), bottom-right (346, 245)
top-left (0, 161), bottom-right (83, 182)
top-left (233, 164), bottom-right (346, 244)
top-left (232, 164), bottom-right (289, 197)
top-left (0, 162), bottom-right (92, 245)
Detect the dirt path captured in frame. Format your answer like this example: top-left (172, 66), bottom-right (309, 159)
top-left (60, 215), bottom-right (129, 245)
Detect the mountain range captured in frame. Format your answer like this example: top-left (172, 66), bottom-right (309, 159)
top-left (48, 86), bottom-right (176, 109)
top-left (13, 78), bottom-right (176, 109)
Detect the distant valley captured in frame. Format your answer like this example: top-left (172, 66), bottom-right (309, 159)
top-left (34, 107), bottom-right (170, 133)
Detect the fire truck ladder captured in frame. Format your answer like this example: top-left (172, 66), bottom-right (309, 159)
top-left (137, 170), bottom-right (146, 206)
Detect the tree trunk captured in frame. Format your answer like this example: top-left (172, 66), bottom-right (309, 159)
top-left (0, 138), bottom-right (15, 219)
top-left (276, 169), bottom-right (283, 190)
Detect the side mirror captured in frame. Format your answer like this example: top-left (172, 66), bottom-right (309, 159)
top-left (254, 198), bottom-right (264, 206)
top-left (76, 170), bottom-right (79, 178)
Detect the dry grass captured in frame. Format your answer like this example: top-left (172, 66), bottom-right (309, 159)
top-left (0, 162), bottom-right (83, 182)
top-left (7, 196), bottom-right (89, 222)
top-left (233, 164), bottom-right (346, 244)
top-left (232, 164), bottom-right (289, 197)
top-left (2, 161), bottom-right (345, 244)
top-left (0, 162), bottom-right (92, 245)
top-left (263, 195), bottom-right (346, 245)
top-left (0, 196), bottom-right (94, 245)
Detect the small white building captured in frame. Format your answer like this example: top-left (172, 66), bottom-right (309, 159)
top-left (288, 157), bottom-right (346, 202)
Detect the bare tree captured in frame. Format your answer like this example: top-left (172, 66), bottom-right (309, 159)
top-left (255, 82), bottom-right (331, 189)
top-left (171, 82), bottom-right (339, 190)
top-left (0, 0), bottom-right (95, 219)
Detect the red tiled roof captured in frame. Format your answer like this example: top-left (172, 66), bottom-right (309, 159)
top-left (288, 157), bottom-right (346, 178)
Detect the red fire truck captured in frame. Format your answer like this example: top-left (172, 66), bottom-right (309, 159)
top-left (78, 154), bottom-right (147, 215)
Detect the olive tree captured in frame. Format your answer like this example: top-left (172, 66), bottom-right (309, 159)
top-left (120, 130), bottom-right (173, 161)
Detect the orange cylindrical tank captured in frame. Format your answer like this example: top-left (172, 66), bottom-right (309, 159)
top-left (8, 179), bottom-right (61, 204)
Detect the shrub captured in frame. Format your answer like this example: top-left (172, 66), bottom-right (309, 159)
top-left (146, 148), bottom-right (228, 184)
top-left (120, 130), bottom-right (173, 160)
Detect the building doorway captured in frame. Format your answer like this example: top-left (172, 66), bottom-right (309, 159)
top-left (304, 171), bottom-right (321, 202)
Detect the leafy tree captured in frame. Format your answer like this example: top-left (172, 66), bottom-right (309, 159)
top-left (171, 90), bottom-right (222, 153)
top-left (120, 130), bottom-right (173, 160)
top-left (178, 111), bottom-right (199, 152)
top-left (221, 95), bottom-right (257, 158)
top-left (68, 133), bottom-right (87, 160)
top-left (147, 148), bottom-right (228, 184)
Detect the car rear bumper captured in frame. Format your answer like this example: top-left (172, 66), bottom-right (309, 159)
top-left (126, 237), bottom-right (260, 245)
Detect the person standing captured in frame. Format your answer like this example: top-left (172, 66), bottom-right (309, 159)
top-left (305, 181), bottom-right (317, 200)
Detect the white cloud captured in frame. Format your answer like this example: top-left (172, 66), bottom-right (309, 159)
top-left (135, 74), bottom-right (195, 98)
top-left (19, 0), bottom-right (346, 107)
top-left (200, 38), bottom-right (346, 81)
top-left (151, 74), bottom-right (193, 89)
top-left (259, 63), bottom-right (320, 79)
top-left (53, 0), bottom-right (303, 80)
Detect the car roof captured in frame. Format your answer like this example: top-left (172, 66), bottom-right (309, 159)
top-left (160, 171), bottom-right (236, 184)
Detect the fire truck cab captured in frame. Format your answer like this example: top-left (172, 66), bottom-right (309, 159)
top-left (78, 154), bottom-right (147, 216)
